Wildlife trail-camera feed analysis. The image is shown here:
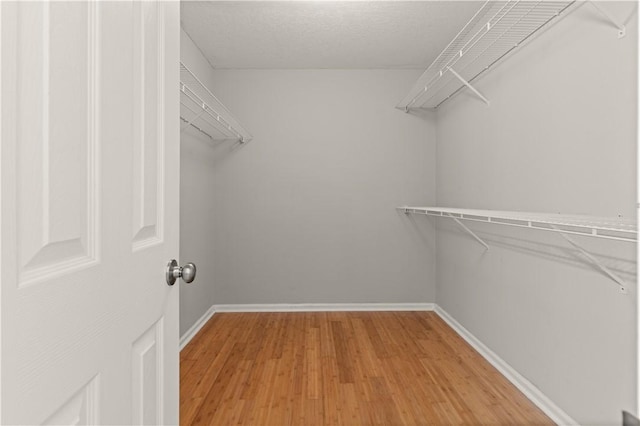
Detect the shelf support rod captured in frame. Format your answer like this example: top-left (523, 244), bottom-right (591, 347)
top-left (554, 228), bottom-right (628, 294)
top-left (446, 213), bottom-right (490, 251)
top-left (589, 2), bottom-right (626, 38)
top-left (447, 67), bottom-right (490, 106)
top-left (180, 116), bottom-right (214, 140)
top-left (181, 107), bottom-right (206, 132)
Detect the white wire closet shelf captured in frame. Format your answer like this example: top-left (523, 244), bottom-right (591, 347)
top-left (399, 207), bottom-right (637, 242)
top-left (397, 0), bottom-right (575, 110)
top-left (399, 207), bottom-right (636, 294)
top-left (180, 62), bottom-right (252, 143)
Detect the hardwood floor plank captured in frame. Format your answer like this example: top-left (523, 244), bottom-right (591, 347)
top-left (180, 325), bottom-right (243, 424)
top-left (180, 312), bottom-right (554, 426)
top-left (331, 321), bottom-right (355, 384)
top-left (321, 355), bottom-right (341, 426)
top-left (208, 359), bottom-right (253, 426)
top-left (305, 326), bottom-right (321, 399)
top-left (318, 312), bottom-right (336, 358)
top-left (362, 316), bottom-right (390, 359)
top-left (191, 342), bottom-right (248, 425)
top-left (253, 358), bottom-right (279, 424)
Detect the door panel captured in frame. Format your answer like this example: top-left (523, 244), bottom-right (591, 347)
top-left (132, 318), bottom-right (164, 425)
top-left (1, 1), bottom-right (179, 424)
top-left (42, 376), bottom-right (100, 426)
top-left (132, 1), bottom-right (164, 251)
top-left (14, 1), bottom-right (99, 287)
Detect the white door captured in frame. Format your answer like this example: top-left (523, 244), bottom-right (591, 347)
top-left (0, 1), bottom-right (181, 424)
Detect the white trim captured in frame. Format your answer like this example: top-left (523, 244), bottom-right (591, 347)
top-left (213, 303), bottom-right (435, 313)
top-left (636, 11), bottom-right (640, 418)
top-left (434, 305), bottom-right (578, 426)
top-left (179, 304), bottom-right (216, 351)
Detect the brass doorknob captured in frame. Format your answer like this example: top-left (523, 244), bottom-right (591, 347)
top-left (166, 259), bottom-right (197, 286)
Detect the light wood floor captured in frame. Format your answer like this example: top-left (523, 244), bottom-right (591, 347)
top-left (180, 311), bottom-right (553, 425)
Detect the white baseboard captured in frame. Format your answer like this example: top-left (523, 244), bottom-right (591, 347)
top-left (179, 304), bottom-right (216, 351)
top-left (213, 302), bottom-right (435, 313)
top-left (434, 305), bottom-right (577, 426)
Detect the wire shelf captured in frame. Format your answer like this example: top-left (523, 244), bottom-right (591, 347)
top-left (398, 207), bottom-right (637, 243)
top-left (397, 1), bottom-right (575, 110)
top-left (180, 62), bottom-right (252, 143)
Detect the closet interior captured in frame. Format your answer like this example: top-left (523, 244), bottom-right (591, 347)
top-left (178, 1), bottom-right (638, 424)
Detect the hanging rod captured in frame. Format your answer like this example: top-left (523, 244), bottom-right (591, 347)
top-left (179, 62), bottom-right (252, 143)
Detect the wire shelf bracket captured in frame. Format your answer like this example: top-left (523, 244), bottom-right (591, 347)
top-left (180, 103), bottom-right (206, 131)
top-left (447, 67), bottom-right (490, 106)
top-left (589, 1), bottom-right (626, 38)
top-left (399, 206), bottom-right (636, 294)
top-left (553, 227), bottom-right (628, 294)
top-left (446, 212), bottom-right (490, 250)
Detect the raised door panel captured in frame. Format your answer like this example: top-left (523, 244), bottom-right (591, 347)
top-left (1, 3), bottom-right (106, 423)
top-left (12, 2), bottom-right (99, 287)
top-left (132, 318), bottom-right (164, 425)
top-left (42, 376), bottom-right (100, 426)
top-left (132, 1), bottom-right (164, 251)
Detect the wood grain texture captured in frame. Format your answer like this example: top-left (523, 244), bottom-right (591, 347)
top-left (181, 312), bottom-right (553, 425)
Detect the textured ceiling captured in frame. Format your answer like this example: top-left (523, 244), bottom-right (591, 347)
top-left (181, 1), bottom-right (482, 69)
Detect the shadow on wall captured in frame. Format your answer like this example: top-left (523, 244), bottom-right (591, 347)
top-left (434, 219), bottom-right (637, 283)
top-left (398, 211), bottom-right (437, 258)
top-left (580, 1), bottom-right (638, 31)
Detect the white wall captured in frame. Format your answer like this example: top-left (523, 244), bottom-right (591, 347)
top-left (203, 69), bottom-right (437, 305)
top-left (179, 30), bottom-right (218, 336)
top-left (435, 3), bottom-right (638, 424)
